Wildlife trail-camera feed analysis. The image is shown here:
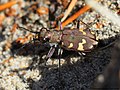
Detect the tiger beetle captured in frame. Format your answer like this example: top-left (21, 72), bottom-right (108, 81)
top-left (18, 21), bottom-right (98, 63)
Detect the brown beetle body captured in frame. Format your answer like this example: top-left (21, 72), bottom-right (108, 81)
top-left (39, 28), bottom-right (98, 52)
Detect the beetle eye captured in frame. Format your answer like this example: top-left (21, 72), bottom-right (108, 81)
top-left (43, 37), bottom-right (50, 42)
top-left (45, 38), bottom-right (50, 41)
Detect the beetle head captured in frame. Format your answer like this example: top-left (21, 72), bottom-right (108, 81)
top-left (39, 28), bottom-right (51, 42)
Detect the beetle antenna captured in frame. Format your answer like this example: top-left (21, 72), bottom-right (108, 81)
top-left (18, 25), bottom-right (40, 34)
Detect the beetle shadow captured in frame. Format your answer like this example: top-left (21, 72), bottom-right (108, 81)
top-left (10, 35), bottom-right (118, 90)
top-left (11, 40), bottom-right (80, 64)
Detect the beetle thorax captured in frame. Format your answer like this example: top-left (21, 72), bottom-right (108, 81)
top-left (43, 30), bottom-right (62, 43)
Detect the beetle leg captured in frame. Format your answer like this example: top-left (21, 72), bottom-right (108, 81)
top-left (44, 45), bottom-right (56, 65)
top-left (77, 20), bottom-right (80, 29)
top-left (57, 46), bottom-right (63, 80)
top-left (78, 52), bottom-right (86, 61)
top-left (79, 18), bottom-right (98, 30)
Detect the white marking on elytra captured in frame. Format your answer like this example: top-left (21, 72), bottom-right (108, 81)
top-left (68, 43), bottom-right (74, 48)
top-left (77, 39), bottom-right (86, 51)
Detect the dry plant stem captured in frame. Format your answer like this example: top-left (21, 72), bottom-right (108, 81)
top-left (0, 1), bottom-right (17, 11)
top-left (61, 0), bottom-right (77, 22)
top-left (56, 5), bottom-right (91, 30)
top-left (61, 0), bottom-right (69, 9)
